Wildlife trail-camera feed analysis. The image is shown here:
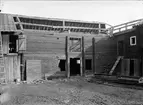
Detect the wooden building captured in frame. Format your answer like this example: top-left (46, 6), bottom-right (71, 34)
top-left (0, 13), bottom-right (111, 83)
top-left (100, 19), bottom-right (143, 80)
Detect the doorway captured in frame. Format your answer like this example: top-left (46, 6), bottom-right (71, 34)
top-left (118, 41), bottom-right (124, 56)
top-left (70, 58), bottom-right (80, 76)
top-left (58, 59), bottom-right (66, 71)
top-left (9, 35), bottom-right (18, 53)
top-left (85, 59), bottom-right (92, 71)
top-left (130, 59), bottom-right (134, 76)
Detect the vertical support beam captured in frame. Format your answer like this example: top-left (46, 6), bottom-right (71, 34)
top-left (63, 20), bottom-right (65, 31)
top-left (65, 36), bottom-right (70, 78)
top-left (17, 55), bottom-right (21, 82)
top-left (81, 37), bottom-right (85, 76)
top-left (20, 53), bottom-right (25, 81)
top-left (92, 37), bottom-right (96, 74)
top-left (99, 24), bottom-right (101, 34)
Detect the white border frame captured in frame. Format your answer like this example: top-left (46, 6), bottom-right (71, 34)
top-left (130, 36), bottom-right (136, 46)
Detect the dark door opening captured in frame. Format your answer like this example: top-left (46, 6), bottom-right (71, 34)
top-left (85, 59), bottom-right (92, 71)
top-left (9, 35), bottom-right (18, 53)
top-left (70, 58), bottom-right (80, 76)
top-left (130, 59), bottom-right (134, 76)
top-left (58, 59), bottom-right (66, 71)
top-left (118, 41), bottom-right (124, 56)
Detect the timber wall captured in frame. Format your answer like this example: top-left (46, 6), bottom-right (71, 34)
top-left (23, 30), bottom-right (110, 81)
top-left (95, 37), bottom-right (117, 74)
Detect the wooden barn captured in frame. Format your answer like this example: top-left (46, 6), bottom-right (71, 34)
top-left (98, 19), bottom-right (143, 81)
top-left (0, 13), bottom-right (111, 83)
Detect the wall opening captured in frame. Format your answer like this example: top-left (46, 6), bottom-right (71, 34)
top-left (58, 59), bottom-right (66, 71)
top-left (130, 59), bottom-right (134, 76)
top-left (70, 58), bottom-right (80, 76)
top-left (9, 35), bottom-right (18, 53)
top-left (118, 41), bottom-right (124, 56)
top-left (85, 59), bottom-right (92, 70)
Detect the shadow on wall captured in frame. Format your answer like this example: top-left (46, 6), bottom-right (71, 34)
top-left (95, 37), bottom-right (117, 74)
top-left (78, 37), bottom-right (117, 74)
top-left (43, 36), bottom-right (117, 79)
top-left (41, 57), bottom-right (62, 79)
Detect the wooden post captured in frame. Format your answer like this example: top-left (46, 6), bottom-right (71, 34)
top-left (63, 21), bottom-right (65, 31)
top-left (20, 53), bottom-right (25, 81)
top-left (92, 37), bottom-right (96, 74)
top-left (99, 24), bottom-right (101, 34)
top-left (65, 36), bottom-right (70, 78)
top-left (81, 37), bottom-right (85, 76)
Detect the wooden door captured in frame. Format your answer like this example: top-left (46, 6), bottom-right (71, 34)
top-left (118, 41), bottom-right (124, 56)
top-left (4, 55), bottom-right (20, 82)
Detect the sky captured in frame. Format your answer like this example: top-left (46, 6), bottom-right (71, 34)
top-left (1, 0), bottom-right (143, 26)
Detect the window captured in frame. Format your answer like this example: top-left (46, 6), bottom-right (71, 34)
top-left (130, 36), bottom-right (136, 46)
top-left (69, 38), bottom-right (81, 52)
top-left (9, 35), bottom-right (18, 53)
top-left (13, 17), bottom-right (18, 22)
top-left (15, 24), bottom-right (21, 30)
top-left (100, 24), bottom-right (106, 29)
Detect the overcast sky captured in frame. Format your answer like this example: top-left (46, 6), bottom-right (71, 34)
top-left (1, 0), bottom-right (143, 26)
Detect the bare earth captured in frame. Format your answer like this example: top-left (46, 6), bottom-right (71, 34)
top-left (0, 77), bottom-right (143, 105)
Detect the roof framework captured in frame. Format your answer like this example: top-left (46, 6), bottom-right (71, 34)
top-left (0, 13), bottom-right (111, 35)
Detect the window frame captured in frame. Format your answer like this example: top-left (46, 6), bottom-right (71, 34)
top-left (130, 36), bottom-right (136, 46)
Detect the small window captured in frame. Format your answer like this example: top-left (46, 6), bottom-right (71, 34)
top-left (100, 24), bottom-right (106, 29)
top-left (13, 17), bottom-right (18, 22)
top-left (9, 35), bottom-right (18, 53)
top-left (15, 24), bottom-right (21, 30)
top-left (130, 36), bottom-right (136, 46)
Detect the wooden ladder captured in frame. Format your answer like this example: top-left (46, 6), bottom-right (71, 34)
top-left (0, 32), bottom-right (5, 83)
top-left (109, 56), bottom-right (123, 75)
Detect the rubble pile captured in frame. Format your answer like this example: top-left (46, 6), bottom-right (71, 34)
top-left (32, 79), bottom-right (45, 84)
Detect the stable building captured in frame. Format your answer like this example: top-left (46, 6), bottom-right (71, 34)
top-left (0, 13), bottom-right (111, 83)
top-left (99, 19), bottom-right (143, 81)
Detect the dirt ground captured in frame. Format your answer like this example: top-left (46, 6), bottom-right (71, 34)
top-left (1, 77), bottom-right (143, 105)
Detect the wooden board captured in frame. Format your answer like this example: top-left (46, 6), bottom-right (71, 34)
top-left (134, 59), bottom-right (140, 77)
top-left (26, 60), bottom-right (41, 83)
top-left (126, 59), bottom-right (130, 76)
top-left (4, 55), bottom-right (20, 82)
top-left (2, 35), bottom-right (9, 54)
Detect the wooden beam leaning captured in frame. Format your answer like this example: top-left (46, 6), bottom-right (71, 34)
top-left (65, 36), bottom-right (70, 78)
top-left (92, 37), bottom-right (96, 74)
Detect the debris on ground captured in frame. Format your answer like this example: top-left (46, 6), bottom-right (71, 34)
top-left (32, 79), bottom-right (45, 84)
top-left (1, 76), bottom-right (143, 105)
